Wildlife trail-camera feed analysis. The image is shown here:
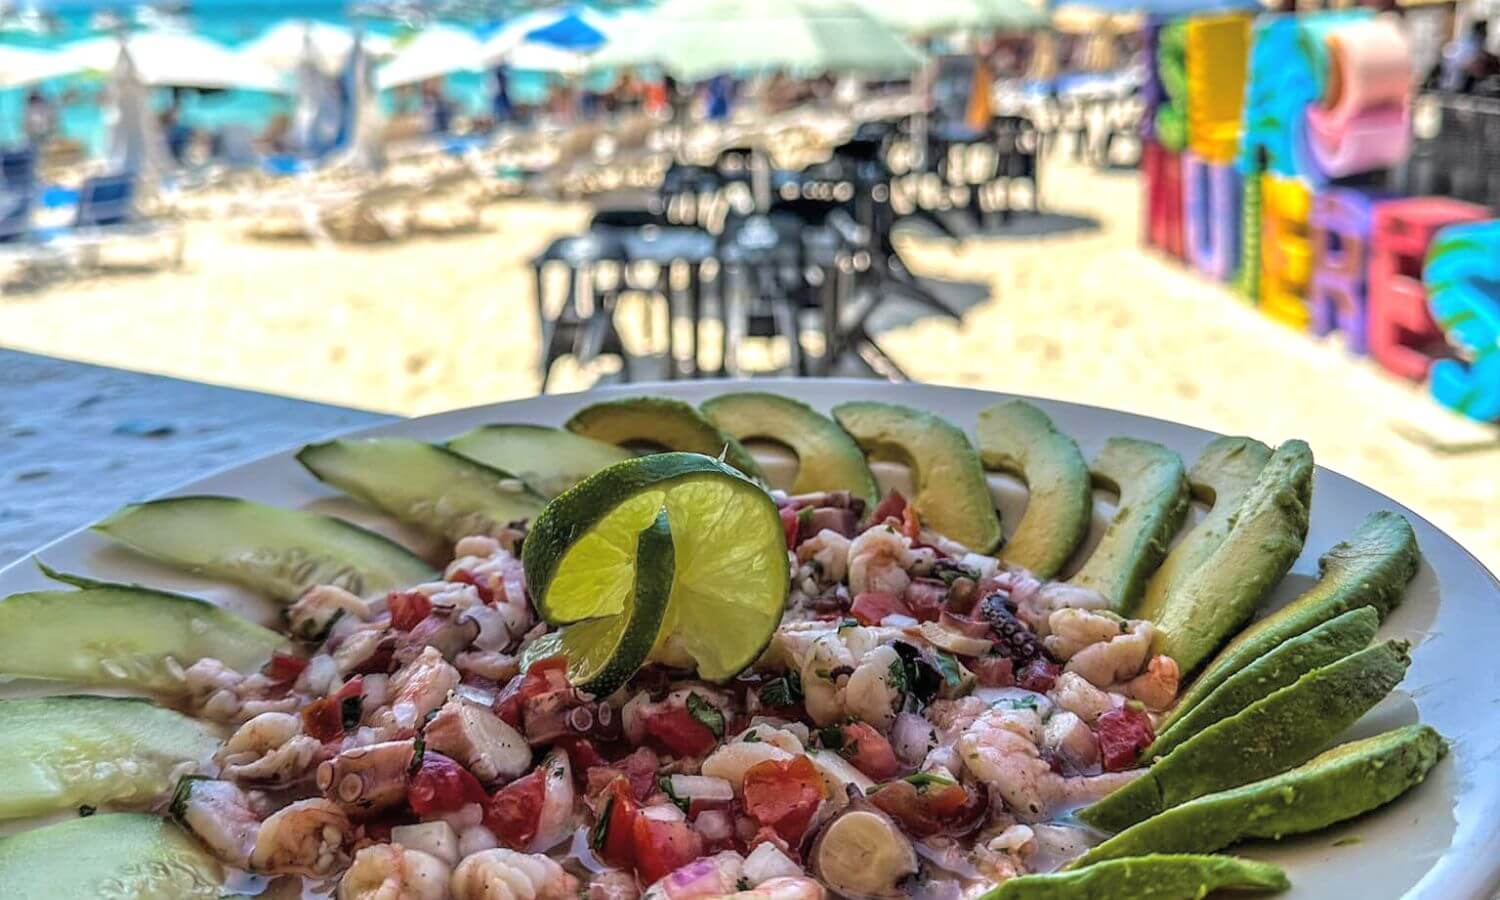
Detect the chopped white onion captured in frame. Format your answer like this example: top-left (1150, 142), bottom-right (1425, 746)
top-left (361, 674), bottom-right (389, 708)
top-left (391, 821), bottom-right (460, 866)
top-left (669, 774), bottom-right (734, 803)
top-left (297, 654), bottom-right (339, 697)
top-left (458, 825), bottom-right (499, 860)
top-left (454, 683), bottom-right (497, 708)
top-left (742, 842), bottom-right (803, 885)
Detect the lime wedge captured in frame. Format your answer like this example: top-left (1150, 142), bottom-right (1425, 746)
top-left (524, 453), bottom-right (789, 682)
top-left (522, 508), bottom-right (673, 696)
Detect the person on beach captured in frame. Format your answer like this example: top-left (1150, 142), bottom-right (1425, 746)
top-left (22, 90), bottom-right (55, 149)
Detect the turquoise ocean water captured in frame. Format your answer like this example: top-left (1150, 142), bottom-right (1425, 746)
top-left (0, 1), bottom-right (592, 152)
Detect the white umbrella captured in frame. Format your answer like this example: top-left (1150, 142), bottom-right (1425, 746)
top-left (0, 45), bottom-right (77, 89)
top-left (240, 20), bottom-right (394, 76)
top-left (375, 25), bottom-right (484, 91)
top-left (585, 10), bottom-right (668, 72)
top-left (104, 47), bottom-right (174, 180)
top-left (289, 29), bottom-right (343, 154)
top-left (505, 41), bottom-right (592, 76)
top-left (64, 31), bottom-right (289, 93)
top-left (333, 33), bottom-right (386, 172)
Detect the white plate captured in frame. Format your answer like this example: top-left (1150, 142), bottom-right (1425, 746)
top-left (2, 378), bottom-right (1496, 899)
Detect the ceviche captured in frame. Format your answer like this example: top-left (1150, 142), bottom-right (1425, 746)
top-left (0, 394), bottom-right (1446, 900)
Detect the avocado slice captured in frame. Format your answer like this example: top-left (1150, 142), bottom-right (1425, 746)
top-left (975, 400), bottom-right (1092, 578)
top-left (701, 392), bottom-right (879, 510)
top-left (1145, 606), bottom-right (1379, 759)
top-left (1150, 440), bottom-right (1315, 675)
top-left (832, 401), bottom-right (1003, 552)
top-left (565, 396), bottom-right (765, 481)
top-left (1068, 438), bottom-right (1190, 612)
top-left (1162, 512), bottom-right (1420, 734)
top-left (1080, 639), bottom-right (1412, 832)
top-left (1135, 437), bottom-right (1272, 623)
top-left (298, 438), bottom-right (548, 543)
top-left (0, 812), bottom-right (224, 899)
top-left (447, 424), bottom-right (633, 498)
top-left (986, 854), bottom-right (1288, 898)
top-left (1071, 725), bottom-right (1447, 868)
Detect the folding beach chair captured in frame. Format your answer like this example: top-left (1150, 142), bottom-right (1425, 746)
top-left (44, 173), bottom-right (184, 271)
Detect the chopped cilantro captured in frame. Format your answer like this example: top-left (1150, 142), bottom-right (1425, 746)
top-left (590, 793), bottom-right (614, 850)
top-left (888, 657), bottom-right (910, 696)
top-left (797, 506), bottom-right (815, 529)
top-left (1005, 695), bottom-right (1040, 711)
top-left (340, 695), bottom-right (363, 731)
top-left (817, 724), bottom-right (846, 751)
top-left (742, 730), bottom-right (762, 743)
top-left (659, 776), bottom-right (690, 814)
top-left (933, 650), bottom-right (964, 687)
top-left (759, 671), bottom-right (804, 708)
top-left (838, 617), bottom-right (860, 630)
top-left (903, 772), bottom-right (958, 791)
top-left (686, 693), bottom-right (725, 739)
top-left (409, 736), bottom-right (426, 774)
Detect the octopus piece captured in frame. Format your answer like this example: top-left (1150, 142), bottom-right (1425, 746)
top-left (217, 712), bottom-right (323, 786)
top-left (425, 697), bottom-right (532, 784)
top-left (1122, 655), bottom-right (1181, 710)
top-left (175, 779), bottom-right (262, 868)
top-left (334, 628), bottom-right (397, 676)
top-left (396, 612), bottom-right (482, 665)
top-left (455, 650), bottom-right (521, 684)
top-left (450, 848), bottom-right (579, 900)
top-left (337, 843), bottom-right (451, 900)
top-left (523, 688), bottom-right (619, 745)
top-left (317, 740), bottom-right (416, 813)
top-left (372, 646), bottom-right (460, 733)
top-left (249, 798), bottom-right (353, 877)
top-left (289, 584), bottom-right (372, 641)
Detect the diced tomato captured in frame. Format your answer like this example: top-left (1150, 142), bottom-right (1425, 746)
top-left (902, 579), bottom-right (948, 622)
top-left (631, 812), bottom-right (705, 885)
top-left (495, 656), bottom-right (570, 727)
top-left (408, 751), bottom-right (488, 816)
top-left (833, 722), bottom-right (901, 780)
top-left (871, 490), bottom-right (907, 526)
top-left (447, 569), bottom-right (495, 605)
top-left (901, 503), bottom-right (922, 541)
top-left (870, 778), bottom-right (985, 837)
top-left (557, 738), bottom-right (609, 784)
top-left (742, 755), bottom-right (826, 843)
top-left (1097, 706), bottom-right (1155, 772)
top-left (1017, 659), bottom-right (1061, 693)
top-left (265, 651), bottom-right (308, 686)
top-left (484, 768), bottom-right (546, 849)
top-left (300, 676), bottom-right (364, 743)
top-left (388, 590), bottom-right (433, 631)
top-left (642, 706), bottom-right (718, 758)
top-left (779, 506), bottom-right (801, 551)
top-left (850, 591), bottom-right (912, 626)
top-left (971, 655), bottom-right (1015, 687)
top-left (594, 778), bottom-right (640, 868)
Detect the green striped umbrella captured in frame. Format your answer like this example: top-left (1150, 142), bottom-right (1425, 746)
top-left (862, 0), bottom-right (1048, 35)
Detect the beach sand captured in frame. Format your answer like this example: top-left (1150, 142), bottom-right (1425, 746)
top-left (1, 155), bottom-right (1496, 572)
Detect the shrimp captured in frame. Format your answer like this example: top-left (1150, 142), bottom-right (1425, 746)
top-left (844, 644), bottom-right (903, 732)
top-left (1123, 655), bottom-right (1180, 710)
top-left (217, 712), bottom-right (322, 786)
top-left (1013, 582), bottom-right (1110, 638)
top-left (955, 706), bottom-right (1051, 818)
top-left (373, 646), bottom-right (460, 733)
top-left (1049, 672), bottom-right (1118, 725)
top-left (338, 843), bottom-right (451, 900)
top-left (249, 798), bottom-right (352, 876)
top-left (450, 848), bottom-right (579, 900)
top-left (798, 633), bottom-right (855, 726)
top-left (730, 877), bottom-right (826, 899)
top-left (797, 528), bottom-right (851, 586)
top-left (1043, 609), bottom-right (1123, 660)
top-left (318, 740), bottom-right (416, 813)
top-left (1063, 620), bottom-right (1154, 689)
top-left (289, 585), bottom-right (372, 640)
top-left (175, 779), bottom-right (261, 868)
top-left (847, 526), bottom-right (915, 598)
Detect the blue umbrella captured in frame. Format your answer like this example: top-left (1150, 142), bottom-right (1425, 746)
top-left (524, 10), bottom-right (607, 52)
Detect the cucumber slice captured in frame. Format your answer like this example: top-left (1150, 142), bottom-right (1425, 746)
top-left (832, 401), bottom-right (1003, 553)
top-left (0, 696), bottom-right (220, 820)
top-left (447, 424), bottom-right (633, 498)
top-left (701, 392), bottom-right (880, 511)
top-left (0, 571), bottom-right (286, 693)
top-left (94, 496), bottom-right (436, 601)
top-left (298, 438), bottom-right (547, 542)
top-left (0, 813), bottom-right (223, 899)
top-left (1069, 438), bottom-right (1190, 613)
top-left (975, 400), bottom-right (1093, 578)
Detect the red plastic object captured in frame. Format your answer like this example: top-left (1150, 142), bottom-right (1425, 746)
top-left (1368, 198), bottom-right (1489, 381)
top-left (1143, 140), bottom-right (1185, 260)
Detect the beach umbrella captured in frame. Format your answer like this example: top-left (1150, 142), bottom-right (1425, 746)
top-left (335, 33), bottom-right (386, 172)
top-left (480, 6), bottom-right (612, 66)
top-left (103, 46), bottom-right (174, 180)
top-left (375, 24), bottom-right (484, 91)
top-left (289, 29), bottom-right (344, 155)
top-left (240, 20), bottom-right (394, 76)
top-left (1049, 0), bottom-right (1256, 14)
top-left (583, 10), bottom-right (666, 72)
top-left (63, 31), bottom-right (289, 93)
top-left (863, 0), bottom-right (1047, 36)
top-left (624, 0), bottom-right (926, 81)
top-left (0, 45), bottom-right (77, 89)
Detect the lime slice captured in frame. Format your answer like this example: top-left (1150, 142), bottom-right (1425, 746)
top-left (521, 508), bottom-right (674, 696)
top-left (524, 453), bottom-right (789, 682)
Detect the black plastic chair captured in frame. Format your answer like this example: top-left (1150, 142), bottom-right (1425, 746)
top-left (532, 231), bottom-right (630, 388)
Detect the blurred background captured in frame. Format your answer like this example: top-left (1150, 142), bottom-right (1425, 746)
top-left (0, 0), bottom-right (1496, 569)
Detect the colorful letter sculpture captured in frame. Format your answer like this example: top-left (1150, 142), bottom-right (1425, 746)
top-left (1155, 22), bottom-right (1189, 153)
top-left (1144, 140), bottom-right (1186, 260)
top-left (1186, 14), bottom-right (1250, 165)
top-left (1183, 153), bottom-right (1241, 282)
top-left (1236, 173), bottom-right (1263, 301)
top-left (1141, 20), bottom-right (1164, 142)
top-left (1303, 18), bottom-right (1413, 181)
top-left (1260, 175), bottom-right (1313, 328)
top-left (1309, 188), bottom-right (1386, 353)
top-left (1424, 220), bottom-right (1500, 422)
top-left (1369, 197), bottom-right (1490, 381)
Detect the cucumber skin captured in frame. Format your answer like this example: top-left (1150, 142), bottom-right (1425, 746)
top-left (1162, 511), bottom-right (1420, 734)
top-left (1072, 725), bottom-right (1447, 868)
top-left (985, 854), bottom-right (1289, 899)
top-left (1070, 438), bottom-right (1191, 613)
top-left (1145, 606), bottom-right (1379, 759)
top-left (1150, 440), bottom-right (1314, 676)
top-left (1081, 640), bottom-right (1412, 832)
top-left (976, 400), bottom-right (1093, 579)
top-left (0, 812), bottom-right (223, 899)
top-left (446, 424), bottom-right (633, 498)
top-left (0, 695), bottom-right (220, 820)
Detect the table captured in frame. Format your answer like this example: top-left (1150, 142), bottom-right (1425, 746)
top-left (0, 350), bottom-right (391, 568)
